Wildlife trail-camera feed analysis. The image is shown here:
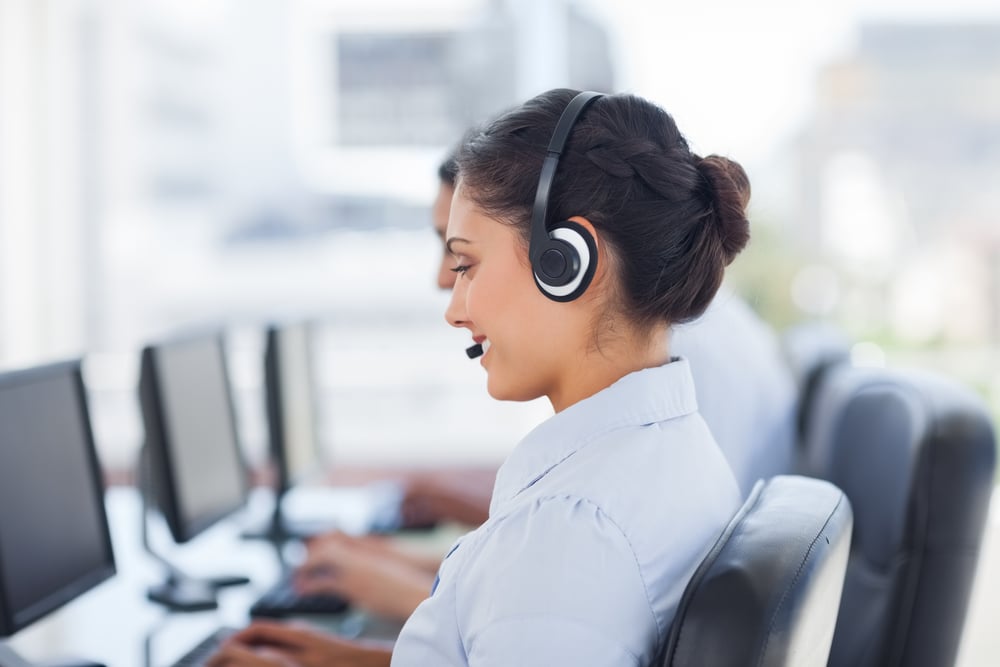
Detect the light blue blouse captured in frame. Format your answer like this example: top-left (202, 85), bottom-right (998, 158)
top-left (391, 359), bottom-right (741, 666)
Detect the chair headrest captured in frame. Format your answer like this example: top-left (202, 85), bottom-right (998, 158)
top-left (801, 366), bottom-right (996, 568)
top-left (663, 475), bottom-right (853, 667)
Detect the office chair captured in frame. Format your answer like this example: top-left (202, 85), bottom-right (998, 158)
top-left (661, 475), bottom-right (853, 667)
top-left (798, 365), bottom-right (997, 667)
top-left (780, 321), bottom-right (851, 441)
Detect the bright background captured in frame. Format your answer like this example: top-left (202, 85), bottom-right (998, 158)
top-left (1, 0), bottom-right (999, 661)
top-left (2, 0), bottom-right (998, 467)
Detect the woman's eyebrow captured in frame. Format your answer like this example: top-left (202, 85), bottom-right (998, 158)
top-left (446, 237), bottom-right (471, 255)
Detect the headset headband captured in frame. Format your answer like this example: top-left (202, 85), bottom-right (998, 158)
top-left (528, 91), bottom-right (604, 268)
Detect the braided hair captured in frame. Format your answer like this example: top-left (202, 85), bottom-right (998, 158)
top-left (455, 88), bottom-right (750, 328)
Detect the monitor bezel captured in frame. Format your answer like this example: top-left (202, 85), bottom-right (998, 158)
top-left (0, 359), bottom-right (117, 637)
top-left (139, 332), bottom-right (249, 545)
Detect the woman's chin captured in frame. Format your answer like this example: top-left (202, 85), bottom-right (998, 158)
top-left (484, 378), bottom-right (511, 401)
top-left (486, 375), bottom-right (543, 403)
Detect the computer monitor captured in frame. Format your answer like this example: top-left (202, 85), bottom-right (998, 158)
top-left (256, 320), bottom-right (403, 539)
top-left (139, 332), bottom-right (248, 544)
top-left (265, 321), bottom-right (325, 498)
top-left (244, 320), bottom-right (342, 542)
top-left (138, 332), bottom-right (250, 609)
top-left (0, 360), bottom-right (115, 661)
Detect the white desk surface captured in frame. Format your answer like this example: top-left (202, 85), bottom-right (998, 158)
top-left (4, 486), bottom-right (433, 667)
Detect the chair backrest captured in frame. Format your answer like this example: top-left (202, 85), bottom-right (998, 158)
top-left (799, 365), bottom-right (997, 667)
top-left (780, 321), bottom-right (851, 441)
top-left (662, 475), bottom-right (853, 667)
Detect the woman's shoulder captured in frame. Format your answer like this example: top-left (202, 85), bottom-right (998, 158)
top-left (570, 411), bottom-right (740, 500)
top-left (493, 424), bottom-right (740, 548)
top-left (473, 411), bottom-right (741, 571)
top-left (545, 417), bottom-right (741, 547)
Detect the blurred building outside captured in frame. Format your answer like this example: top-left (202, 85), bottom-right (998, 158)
top-left (787, 22), bottom-right (1000, 427)
top-left (0, 0), bottom-right (615, 471)
top-left (0, 0), bottom-right (998, 472)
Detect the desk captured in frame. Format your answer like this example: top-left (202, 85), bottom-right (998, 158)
top-left (3, 486), bottom-right (437, 667)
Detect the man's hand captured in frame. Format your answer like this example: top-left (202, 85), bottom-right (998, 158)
top-left (295, 533), bottom-right (434, 621)
top-left (398, 470), bottom-right (495, 528)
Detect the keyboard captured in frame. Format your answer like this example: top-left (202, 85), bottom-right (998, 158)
top-left (249, 575), bottom-right (349, 618)
top-left (169, 626), bottom-right (238, 667)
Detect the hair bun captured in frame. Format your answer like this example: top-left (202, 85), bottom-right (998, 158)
top-left (696, 155), bottom-right (751, 265)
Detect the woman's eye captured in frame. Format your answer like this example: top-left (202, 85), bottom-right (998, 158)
top-left (450, 265), bottom-right (470, 276)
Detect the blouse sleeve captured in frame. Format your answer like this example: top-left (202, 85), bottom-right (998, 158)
top-left (455, 495), bottom-right (660, 666)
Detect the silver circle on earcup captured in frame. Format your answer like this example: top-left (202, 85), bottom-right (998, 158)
top-left (534, 226), bottom-right (591, 299)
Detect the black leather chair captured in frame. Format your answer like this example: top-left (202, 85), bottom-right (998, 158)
top-left (662, 475), bottom-right (853, 667)
top-left (798, 365), bottom-right (997, 667)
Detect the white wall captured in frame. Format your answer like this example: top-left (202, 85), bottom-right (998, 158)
top-left (0, 0), bottom-right (92, 367)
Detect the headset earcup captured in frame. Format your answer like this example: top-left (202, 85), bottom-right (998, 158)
top-left (533, 221), bottom-right (597, 302)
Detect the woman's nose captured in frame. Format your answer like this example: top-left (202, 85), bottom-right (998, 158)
top-left (445, 280), bottom-right (468, 329)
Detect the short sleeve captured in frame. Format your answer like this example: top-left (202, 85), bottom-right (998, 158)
top-left (455, 495), bottom-right (660, 666)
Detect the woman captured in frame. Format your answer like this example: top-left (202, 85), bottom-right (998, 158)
top-left (210, 88), bottom-right (750, 666)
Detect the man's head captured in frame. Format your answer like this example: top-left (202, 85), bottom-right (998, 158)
top-left (434, 152), bottom-right (459, 289)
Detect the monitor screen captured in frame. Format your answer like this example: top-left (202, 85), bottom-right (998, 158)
top-left (0, 361), bottom-right (116, 636)
top-left (266, 321), bottom-right (324, 494)
top-left (140, 334), bottom-right (247, 544)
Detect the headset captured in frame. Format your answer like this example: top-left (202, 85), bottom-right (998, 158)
top-left (529, 90), bottom-right (604, 302)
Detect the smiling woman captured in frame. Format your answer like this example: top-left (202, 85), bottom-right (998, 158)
top-left (210, 88), bottom-right (752, 667)
top-left (446, 89), bottom-right (750, 413)
top-left (444, 195), bottom-right (618, 409)
top-left (404, 87), bottom-right (751, 665)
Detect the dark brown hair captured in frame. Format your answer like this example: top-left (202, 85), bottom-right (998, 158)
top-left (438, 152), bottom-right (458, 187)
top-left (456, 88), bottom-right (750, 327)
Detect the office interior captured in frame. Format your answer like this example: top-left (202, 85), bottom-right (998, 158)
top-left (1, 0), bottom-right (999, 665)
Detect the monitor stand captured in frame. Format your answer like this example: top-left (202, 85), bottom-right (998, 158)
top-left (137, 444), bottom-right (250, 612)
top-left (144, 575), bottom-right (218, 613)
top-left (0, 643), bottom-right (105, 667)
top-left (238, 488), bottom-right (293, 543)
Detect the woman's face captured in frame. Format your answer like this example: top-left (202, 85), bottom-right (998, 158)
top-left (444, 186), bottom-right (584, 404)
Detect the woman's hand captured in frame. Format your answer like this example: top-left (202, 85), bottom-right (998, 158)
top-left (295, 532), bottom-right (434, 621)
top-left (206, 621), bottom-right (391, 667)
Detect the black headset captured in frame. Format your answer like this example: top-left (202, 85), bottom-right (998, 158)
top-left (529, 91), bottom-right (603, 302)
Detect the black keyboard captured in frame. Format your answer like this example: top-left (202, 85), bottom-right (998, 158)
top-left (249, 576), bottom-right (349, 618)
top-left (170, 626), bottom-right (238, 667)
